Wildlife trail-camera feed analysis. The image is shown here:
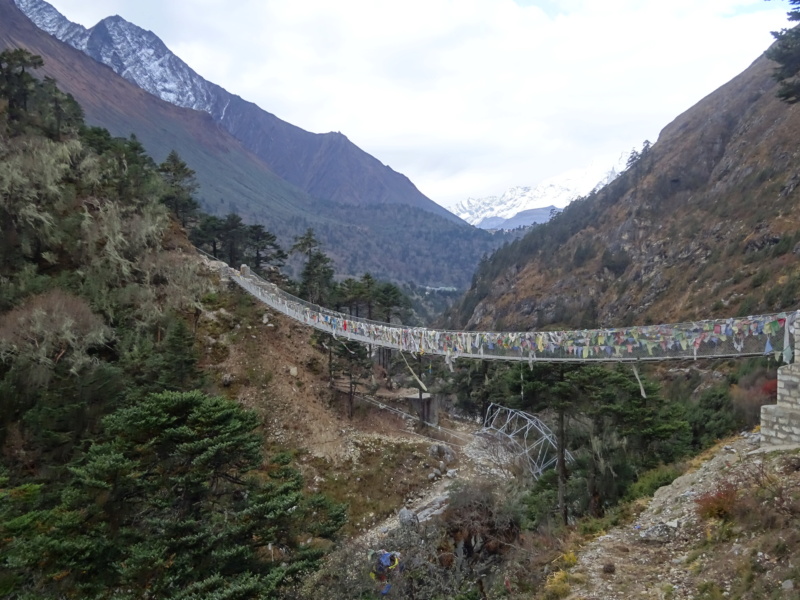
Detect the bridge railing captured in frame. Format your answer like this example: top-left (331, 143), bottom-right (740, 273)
top-left (208, 257), bottom-right (798, 365)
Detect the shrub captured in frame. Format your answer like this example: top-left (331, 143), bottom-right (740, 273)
top-left (761, 379), bottom-right (778, 396)
top-left (695, 482), bottom-right (739, 521)
top-left (686, 387), bottom-right (742, 450)
top-left (750, 269), bottom-right (769, 288)
top-left (543, 570), bottom-right (571, 599)
top-left (625, 464), bottom-right (684, 501)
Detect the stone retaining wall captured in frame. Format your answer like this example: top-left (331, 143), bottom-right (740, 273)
top-left (761, 343), bottom-right (800, 446)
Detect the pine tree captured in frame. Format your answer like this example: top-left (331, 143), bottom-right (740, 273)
top-left (246, 224), bottom-right (287, 273)
top-left (299, 249), bottom-right (334, 305)
top-left (0, 48), bottom-right (44, 120)
top-left (158, 150), bottom-right (199, 227)
top-left (190, 214), bottom-right (225, 258)
top-left (219, 212), bottom-right (247, 266)
top-left (0, 391), bottom-right (345, 599)
top-left (291, 227), bottom-right (321, 261)
top-left (374, 281), bottom-right (409, 323)
top-left (360, 273), bottom-right (376, 319)
top-left (766, 0), bottom-right (800, 103)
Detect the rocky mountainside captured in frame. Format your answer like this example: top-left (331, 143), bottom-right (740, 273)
top-left (451, 161), bottom-right (623, 229)
top-left (14, 0), bottom-right (459, 223)
top-left (446, 47), bottom-right (800, 331)
top-left (563, 433), bottom-right (800, 599)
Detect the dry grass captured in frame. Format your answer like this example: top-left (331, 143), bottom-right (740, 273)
top-left (303, 437), bottom-right (432, 536)
top-left (194, 284), bottom-right (444, 537)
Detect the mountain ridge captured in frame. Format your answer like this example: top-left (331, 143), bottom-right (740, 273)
top-left (451, 160), bottom-right (624, 229)
top-left (14, 0), bottom-right (460, 223)
top-left (1, 0), bottom-right (502, 287)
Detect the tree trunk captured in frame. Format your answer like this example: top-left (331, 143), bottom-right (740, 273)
top-left (348, 371), bottom-right (354, 418)
top-left (557, 408), bottom-right (568, 526)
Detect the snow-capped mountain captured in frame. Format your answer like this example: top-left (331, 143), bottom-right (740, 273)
top-left (14, 0), bottom-right (459, 222)
top-left (14, 0), bottom-right (230, 117)
top-left (13, 0), bottom-right (85, 47)
top-left (452, 158), bottom-right (625, 229)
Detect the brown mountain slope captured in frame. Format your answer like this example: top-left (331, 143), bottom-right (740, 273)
top-left (0, 0), bottom-right (502, 287)
top-left (13, 0), bottom-right (460, 222)
top-left (449, 49), bottom-right (800, 331)
top-left (0, 0), bottom-right (319, 223)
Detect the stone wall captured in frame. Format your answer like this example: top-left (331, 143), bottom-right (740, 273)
top-left (761, 342), bottom-right (800, 446)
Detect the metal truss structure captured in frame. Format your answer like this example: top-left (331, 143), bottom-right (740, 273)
top-left (477, 403), bottom-right (573, 480)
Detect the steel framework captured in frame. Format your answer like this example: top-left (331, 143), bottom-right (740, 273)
top-left (477, 403), bottom-right (573, 479)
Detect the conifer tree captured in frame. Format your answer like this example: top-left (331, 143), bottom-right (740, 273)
top-left (190, 214), bottom-right (225, 257)
top-left (291, 227), bottom-right (321, 261)
top-left (766, 0), bottom-right (800, 103)
top-left (374, 281), bottom-right (409, 323)
top-left (360, 273), bottom-right (376, 319)
top-left (299, 249), bottom-right (334, 305)
top-left (247, 223), bottom-right (287, 273)
top-left (219, 212), bottom-right (247, 266)
top-left (0, 48), bottom-right (43, 120)
top-left (158, 150), bottom-right (199, 226)
top-left (0, 391), bottom-right (345, 599)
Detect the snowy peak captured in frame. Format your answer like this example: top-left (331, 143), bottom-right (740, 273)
top-left (85, 15), bottom-right (219, 113)
top-left (14, 0), bottom-right (87, 47)
top-left (452, 158), bottom-right (625, 229)
top-left (14, 0), bottom-right (224, 116)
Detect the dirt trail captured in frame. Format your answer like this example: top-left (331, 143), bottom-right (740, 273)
top-left (565, 433), bottom-right (800, 600)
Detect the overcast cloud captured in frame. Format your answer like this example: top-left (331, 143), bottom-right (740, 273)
top-left (44, 0), bottom-right (791, 207)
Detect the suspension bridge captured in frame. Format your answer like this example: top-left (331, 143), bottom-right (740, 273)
top-left (223, 262), bottom-right (798, 366)
top-left (208, 258), bottom-right (800, 475)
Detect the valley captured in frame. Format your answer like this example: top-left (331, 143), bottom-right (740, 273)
top-left (2, 1), bottom-right (800, 598)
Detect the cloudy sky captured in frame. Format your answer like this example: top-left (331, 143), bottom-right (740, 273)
top-left (43, 0), bottom-right (791, 208)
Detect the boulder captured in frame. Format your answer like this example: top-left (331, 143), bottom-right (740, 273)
top-left (398, 508), bottom-right (419, 527)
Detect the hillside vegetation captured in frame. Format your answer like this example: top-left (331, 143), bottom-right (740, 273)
top-left (0, 48), bottom-right (534, 600)
top-left (0, 50), bottom-right (350, 598)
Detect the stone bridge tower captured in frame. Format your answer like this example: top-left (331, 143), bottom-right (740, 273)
top-left (761, 317), bottom-right (800, 446)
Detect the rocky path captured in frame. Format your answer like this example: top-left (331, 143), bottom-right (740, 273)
top-left (359, 423), bottom-right (511, 548)
top-left (565, 432), bottom-right (800, 600)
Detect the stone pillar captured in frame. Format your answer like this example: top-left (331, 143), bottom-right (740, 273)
top-left (796, 314), bottom-right (800, 364)
top-left (240, 264), bottom-right (250, 278)
top-left (761, 314), bottom-right (800, 446)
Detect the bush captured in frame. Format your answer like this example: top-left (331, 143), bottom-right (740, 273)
top-left (750, 269), bottom-right (769, 288)
top-left (543, 570), bottom-right (571, 599)
top-left (695, 482), bottom-right (739, 520)
top-left (686, 387), bottom-right (742, 450)
top-left (625, 464), bottom-right (684, 501)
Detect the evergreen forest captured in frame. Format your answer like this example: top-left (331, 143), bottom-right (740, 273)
top-left (0, 49), bottom-right (348, 599)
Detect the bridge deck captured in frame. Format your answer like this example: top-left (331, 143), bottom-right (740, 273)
top-left (219, 261), bottom-right (798, 365)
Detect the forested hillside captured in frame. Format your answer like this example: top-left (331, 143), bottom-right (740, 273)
top-left (0, 49), bottom-right (347, 598)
